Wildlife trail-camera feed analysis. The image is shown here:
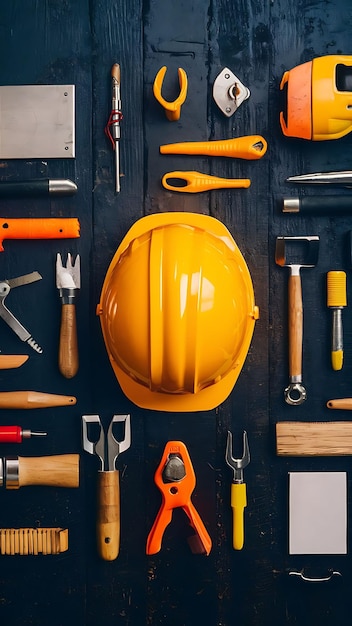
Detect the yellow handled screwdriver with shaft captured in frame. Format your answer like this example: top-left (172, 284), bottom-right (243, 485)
top-left (225, 430), bottom-right (250, 550)
top-left (327, 271), bottom-right (347, 371)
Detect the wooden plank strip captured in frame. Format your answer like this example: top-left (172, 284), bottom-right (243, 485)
top-left (276, 421), bottom-right (352, 455)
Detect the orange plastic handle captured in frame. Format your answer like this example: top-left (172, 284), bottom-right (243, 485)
top-left (162, 171), bottom-right (251, 193)
top-left (160, 135), bottom-right (267, 159)
top-left (0, 218), bottom-right (80, 251)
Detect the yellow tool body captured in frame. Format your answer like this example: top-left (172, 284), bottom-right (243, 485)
top-left (327, 271), bottom-right (347, 371)
top-left (231, 482), bottom-right (247, 550)
top-left (280, 55), bottom-right (352, 140)
top-left (160, 135), bottom-right (267, 159)
top-left (162, 171), bottom-right (250, 193)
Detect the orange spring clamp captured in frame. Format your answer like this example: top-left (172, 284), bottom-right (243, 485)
top-left (153, 66), bottom-right (188, 121)
top-left (146, 441), bottom-right (212, 556)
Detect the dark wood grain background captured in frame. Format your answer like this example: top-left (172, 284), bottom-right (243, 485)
top-left (0, 1), bottom-right (352, 624)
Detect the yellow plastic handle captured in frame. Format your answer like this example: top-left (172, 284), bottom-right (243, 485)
top-left (160, 135), bottom-right (267, 159)
top-left (231, 482), bottom-right (247, 550)
top-left (162, 171), bottom-right (250, 193)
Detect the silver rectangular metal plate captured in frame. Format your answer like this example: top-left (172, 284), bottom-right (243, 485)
top-left (0, 84), bottom-right (75, 158)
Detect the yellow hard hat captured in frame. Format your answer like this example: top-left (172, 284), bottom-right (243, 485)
top-left (97, 212), bottom-right (259, 411)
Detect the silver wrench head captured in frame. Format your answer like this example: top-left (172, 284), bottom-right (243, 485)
top-left (107, 414), bottom-right (131, 471)
top-left (225, 430), bottom-right (250, 473)
top-left (82, 415), bottom-right (105, 470)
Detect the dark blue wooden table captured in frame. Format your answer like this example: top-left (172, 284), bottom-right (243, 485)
top-left (0, 1), bottom-right (351, 624)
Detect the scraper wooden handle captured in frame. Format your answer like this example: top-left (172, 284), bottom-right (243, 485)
top-left (59, 303), bottom-right (79, 379)
top-left (0, 391), bottom-right (76, 408)
top-left (97, 470), bottom-right (120, 561)
top-left (288, 274), bottom-right (303, 378)
top-left (9, 454), bottom-right (80, 488)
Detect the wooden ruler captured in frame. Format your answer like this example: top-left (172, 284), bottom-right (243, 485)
top-left (0, 528), bottom-right (68, 555)
top-left (276, 421), bottom-right (352, 456)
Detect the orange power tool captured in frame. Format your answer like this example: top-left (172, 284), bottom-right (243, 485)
top-left (146, 441), bottom-right (212, 556)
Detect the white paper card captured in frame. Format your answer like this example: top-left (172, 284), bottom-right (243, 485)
top-left (289, 471), bottom-right (347, 555)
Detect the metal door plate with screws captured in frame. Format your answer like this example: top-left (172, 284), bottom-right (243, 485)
top-left (0, 85), bottom-right (75, 158)
top-left (213, 67), bottom-right (250, 117)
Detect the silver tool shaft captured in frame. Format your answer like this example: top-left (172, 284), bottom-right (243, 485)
top-left (111, 64), bottom-right (122, 193)
top-left (286, 171), bottom-right (352, 186)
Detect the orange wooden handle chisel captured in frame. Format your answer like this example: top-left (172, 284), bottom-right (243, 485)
top-left (0, 218), bottom-right (80, 251)
top-left (160, 135), bottom-right (267, 160)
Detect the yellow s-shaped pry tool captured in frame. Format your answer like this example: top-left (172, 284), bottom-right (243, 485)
top-left (153, 66), bottom-right (188, 121)
top-left (225, 430), bottom-right (250, 550)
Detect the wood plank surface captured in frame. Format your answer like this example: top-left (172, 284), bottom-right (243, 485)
top-left (277, 422), bottom-right (352, 456)
top-left (0, 1), bottom-right (352, 625)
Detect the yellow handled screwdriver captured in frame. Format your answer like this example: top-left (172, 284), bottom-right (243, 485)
top-left (160, 135), bottom-right (267, 160)
top-left (225, 430), bottom-right (250, 550)
top-left (327, 271), bottom-right (347, 371)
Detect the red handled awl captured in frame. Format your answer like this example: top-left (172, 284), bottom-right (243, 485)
top-left (0, 426), bottom-right (47, 443)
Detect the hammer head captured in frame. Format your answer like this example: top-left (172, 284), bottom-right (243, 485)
top-left (275, 236), bottom-right (320, 269)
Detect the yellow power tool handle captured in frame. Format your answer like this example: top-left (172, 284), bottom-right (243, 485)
top-left (231, 482), bottom-right (247, 550)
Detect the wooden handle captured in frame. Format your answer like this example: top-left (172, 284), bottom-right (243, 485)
top-left (97, 470), bottom-right (120, 561)
top-left (58, 304), bottom-right (79, 379)
top-left (0, 355), bottom-right (29, 369)
top-left (0, 391), bottom-right (76, 408)
top-left (288, 274), bottom-right (303, 378)
top-left (327, 398), bottom-right (352, 410)
top-left (17, 454), bottom-right (79, 488)
top-left (276, 421), bottom-right (352, 455)
top-left (111, 63), bottom-right (120, 82)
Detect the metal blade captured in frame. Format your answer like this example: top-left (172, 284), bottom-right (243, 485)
top-left (56, 253), bottom-right (81, 289)
top-left (6, 271), bottom-right (42, 289)
top-left (287, 171), bottom-right (352, 185)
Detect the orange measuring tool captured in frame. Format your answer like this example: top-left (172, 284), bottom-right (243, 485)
top-left (0, 218), bottom-right (80, 251)
top-left (146, 441), bottom-right (212, 556)
top-left (160, 135), bottom-right (267, 159)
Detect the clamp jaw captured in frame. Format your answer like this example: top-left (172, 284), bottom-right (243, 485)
top-left (146, 441), bottom-right (212, 556)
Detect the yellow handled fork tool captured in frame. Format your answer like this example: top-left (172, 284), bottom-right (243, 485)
top-left (225, 430), bottom-right (250, 550)
top-left (82, 414), bottom-right (131, 561)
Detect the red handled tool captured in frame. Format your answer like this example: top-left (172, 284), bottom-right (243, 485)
top-left (0, 426), bottom-right (47, 443)
top-left (146, 441), bottom-right (212, 556)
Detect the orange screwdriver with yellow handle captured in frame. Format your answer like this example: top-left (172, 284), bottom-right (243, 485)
top-left (160, 135), bottom-right (267, 160)
top-left (162, 171), bottom-right (250, 193)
